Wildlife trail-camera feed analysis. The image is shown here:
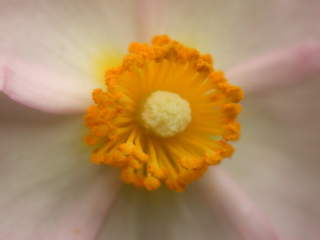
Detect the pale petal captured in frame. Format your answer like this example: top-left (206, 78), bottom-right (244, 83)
top-left (1, 57), bottom-right (98, 114)
top-left (102, 186), bottom-right (239, 240)
top-left (224, 73), bottom-right (320, 240)
top-left (135, 0), bottom-right (163, 41)
top-left (142, 0), bottom-right (320, 69)
top-left (0, 0), bottom-right (138, 113)
top-left (98, 171), bottom-right (277, 240)
top-left (199, 168), bottom-right (279, 240)
top-left (0, 58), bottom-right (4, 90)
top-left (97, 187), bottom-right (146, 240)
top-left (227, 40), bottom-right (320, 94)
top-left (0, 0), bottom-right (137, 72)
top-left (0, 94), bottom-right (120, 239)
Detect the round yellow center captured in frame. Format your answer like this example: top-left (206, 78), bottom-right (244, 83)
top-left (85, 35), bottom-right (243, 192)
top-left (141, 90), bottom-right (191, 137)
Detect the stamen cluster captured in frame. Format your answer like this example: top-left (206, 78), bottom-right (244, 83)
top-left (85, 35), bottom-right (243, 191)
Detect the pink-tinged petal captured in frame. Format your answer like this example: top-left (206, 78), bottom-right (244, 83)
top-left (142, 0), bottom-right (320, 69)
top-left (0, 58), bottom-right (4, 90)
top-left (104, 186), bottom-right (239, 240)
top-left (0, 0), bottom-right (138, 85)
top-left (198, 167), bottom-right (279, 240)
top-left (136, 0), bottom-right (165, 41)
top-left (100, 174), bottom-right (275, 240)
top-left (0, 95), bottom-right (120, 239)
top-left (227, 40), bottom-right (320, 94)
top-left (97, 188), bottom-right (148, 240)
top-left (225, 74), bottom-right (320, 240)
top-left (99, 173), bottom-right (276, 240)
top-left (1, 57), bottom-right (99, 114)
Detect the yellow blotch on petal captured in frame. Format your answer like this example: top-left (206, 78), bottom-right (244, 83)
top-left (85, 35), bottom-right (243, 192)
top-left (91, 49), bottom-right (122, 83)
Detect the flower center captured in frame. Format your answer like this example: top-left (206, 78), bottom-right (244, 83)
top-left (141, 90), bottom-right (191, 137)
top-left (85, 35), bottom-right (243, 192)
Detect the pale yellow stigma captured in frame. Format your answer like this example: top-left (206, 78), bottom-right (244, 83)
top-left (141, 91), bottom-right (191, 137)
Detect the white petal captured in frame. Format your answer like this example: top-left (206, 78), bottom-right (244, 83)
top-left (97, 187), bottom-right (144, 240)
top-left (0, 95), bottom-right (120, 239)
top-left (141, 0), bottom-right (320, 69)
top-left (0, 0), bottom-right (137, 72)
top-left (0, 0), bottom-right (139, 113)
top-left (98, 172), bottom-right (277, 240)
top-left (199, 168), bottom-right (279, 240)
top-left (0, 58), bottom-right (4, 90)
top-left (100, 186), bottom-right (235, 240)
top-left (224, 74), bottom-right (320, 240)
top-left (227, 40), bottom-right (320, 94)
top-left (1, 57), bottom-right (99, 114)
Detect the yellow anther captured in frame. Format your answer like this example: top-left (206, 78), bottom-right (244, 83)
top-left (144, 176), bottom-right (161, 191)
top-left (118, 143), bottom-right (134, 155)
top-left (179, 157), bottom-right (204, 170)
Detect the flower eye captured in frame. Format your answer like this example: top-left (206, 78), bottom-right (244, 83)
top-left (84, 35), bottom-right (243, 191)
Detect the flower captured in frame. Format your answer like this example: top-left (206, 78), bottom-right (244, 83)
top-left (85, 35), bottom-right (242, 191)
top-left (1, 1), bottom-right (320, 240)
